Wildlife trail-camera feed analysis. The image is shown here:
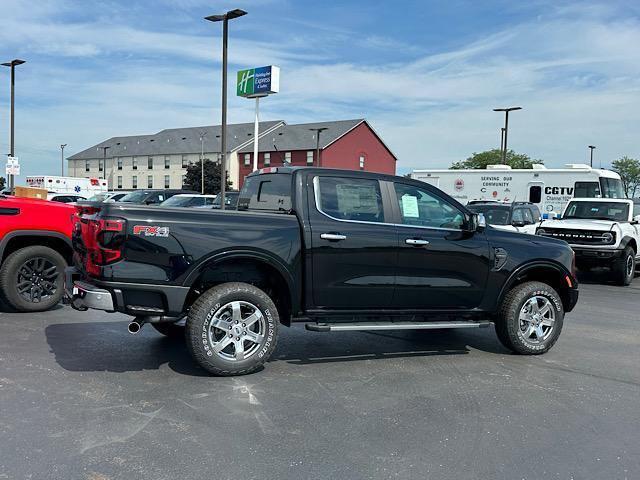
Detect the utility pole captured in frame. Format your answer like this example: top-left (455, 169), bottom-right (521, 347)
top-left (199, 131), bottom-right (207, 194)
top-left (493, 106), bottom-right (522, 164)
top-left (60, 144), bottom-right (67, 176)
top-left (2, 59), bottom-right (26, 193)
top-left (309, 127), bottom-right (328, 167)
top-left (588, 145), bottom-right (596, 168)
top-left (205, 9), bottom-right (247, 209)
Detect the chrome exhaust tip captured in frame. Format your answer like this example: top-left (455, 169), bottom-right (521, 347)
top-left (127, 319), bottom-right (144, 334)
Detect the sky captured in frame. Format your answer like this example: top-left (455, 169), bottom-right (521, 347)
top-left (1, 0), bottom-right (640, 181)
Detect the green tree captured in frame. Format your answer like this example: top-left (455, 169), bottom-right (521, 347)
top-left (0, 176), bottom-right (5, 191)
top-left (611, 156), bottom-right (640, 198)
top-left (451, 149), bottom-right (543, 170)
top-left (183, 159), bottom-right (232, 195)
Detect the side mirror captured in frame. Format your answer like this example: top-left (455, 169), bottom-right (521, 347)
top-left (512, 220), bottom-right (526, 228)
top-left (466, 213), bottom-right (485, 232)
top-left (632, 215), bottom-right (640, 224)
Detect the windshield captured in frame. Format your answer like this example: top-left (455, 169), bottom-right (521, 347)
top-left (119, 191), bottom-right (149, 203)
top-left (87, 193), bottom-right (110, 202)
top-left (599, 177), bottom-right (624, 198)
top-left (212, 192), bottom-right (238, 208)
top-left (467, 205), bottom-right (511, 225)
top-left (563, 201), bottom-right (629, 221)
top-left (160, 195), bottom-right (196, 207)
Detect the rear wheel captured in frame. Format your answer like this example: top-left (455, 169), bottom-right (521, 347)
top-left (0, 246), bottom-right (67, 312)
top-left (612, 246), bottom-right (635, 286)
top-left (185, 282), bottom-right (279, 376)
top-left (495, 281), bottom-right (564, 354)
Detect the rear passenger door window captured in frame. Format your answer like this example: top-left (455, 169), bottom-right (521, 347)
top-left (316, 176), bottom-right (385, 223)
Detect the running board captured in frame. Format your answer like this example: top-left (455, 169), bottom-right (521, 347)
top-left (305, 321), bottom-right (491, 332)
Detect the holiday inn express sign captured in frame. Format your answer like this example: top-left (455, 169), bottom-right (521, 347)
top-left (237, 65), bottom-right (280, 98)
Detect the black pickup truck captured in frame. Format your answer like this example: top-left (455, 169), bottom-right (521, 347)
top-left (68, 167), bottom-right (579, 375)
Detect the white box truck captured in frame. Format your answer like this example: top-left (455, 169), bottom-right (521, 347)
top-left (25, 176), bottom-right (108, 199)
top-left (411, 164), bottom-right (624, 218)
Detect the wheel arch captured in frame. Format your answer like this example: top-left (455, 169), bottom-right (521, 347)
top-left (182, 250), bottom-right (298, 326)
top-left (620, 236), bottom-right (637, 254)
top-left (498, 261), bottom-right (575, 312)
top-left (0, 231), bottom-right (73, 264)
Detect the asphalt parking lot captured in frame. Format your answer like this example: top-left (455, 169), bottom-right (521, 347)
top-left (1, 277), bottom-right (639, 480)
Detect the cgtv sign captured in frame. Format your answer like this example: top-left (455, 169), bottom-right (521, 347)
top-left (237, 65), bottom-right (280, 97)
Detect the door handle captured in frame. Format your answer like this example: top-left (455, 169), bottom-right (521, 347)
top-left (405, 238), bottom-right (429, 246)
top-left (321, 233), bottom-right (347, 241)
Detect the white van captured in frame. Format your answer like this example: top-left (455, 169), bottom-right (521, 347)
top-left (26, 176), bottom-right (108, 198)
top-left (411, 164), bottom-right (624, 218)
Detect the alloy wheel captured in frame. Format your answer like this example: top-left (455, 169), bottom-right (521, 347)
top-left (207, 301), bottom-right (266, 361)
top-left (16, 257), bottom-right (59, 303)
top-left (518, 296), bottom-right (555, 344)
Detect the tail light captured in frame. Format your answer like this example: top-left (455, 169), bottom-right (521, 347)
top-left (83, 217), bottom-right (126, 275)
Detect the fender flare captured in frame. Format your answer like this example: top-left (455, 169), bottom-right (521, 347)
top-left (497, 260), bottom-right (573, 307)
top-left (0, 230), bottom-right (73, 262)
top-left (182, 248), bottom-right (300, 313)
top-left (619, 236), bottom-right (638, 252)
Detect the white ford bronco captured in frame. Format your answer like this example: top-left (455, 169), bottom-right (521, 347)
top-left (536, 198), bottom-right (640, 285)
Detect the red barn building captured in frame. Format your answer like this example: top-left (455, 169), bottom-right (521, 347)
top-left (236, 119), bottom-right (396, 188)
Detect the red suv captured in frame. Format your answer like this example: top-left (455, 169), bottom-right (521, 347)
top-left (0, 195), bottom-right (74, 312)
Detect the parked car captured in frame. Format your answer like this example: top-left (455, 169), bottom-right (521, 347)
top-left (67, 167), bottom-right (578, 376)
top-left (211, 191), bottom-right (239, 209)
top-left (160, 194), bottom-right (217, 208)
top-left (118, 189), bottom-right (198, 205)
top-left (86, 191), bottom-right (131, 203)
top-left (466, 201), bottom-right (542, 234)
top-left (48, 194), bottom-right (86, 203)
top-left (537, 198), bottom-right (640, 285)
top-left (0, 195), bottom-right (74, 311)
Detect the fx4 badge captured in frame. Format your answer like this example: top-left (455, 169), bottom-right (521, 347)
top-left (133, 225), bottom-right (170, 237)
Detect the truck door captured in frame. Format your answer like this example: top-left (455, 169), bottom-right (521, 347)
top-left (389, 181), bottom-right (491, 309)
top-left (527, 181), bottom-right (546, 215)
top-left (307, 174), bottom-right (398, 309)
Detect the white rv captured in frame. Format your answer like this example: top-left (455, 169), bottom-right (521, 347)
top-left (411, 164), bottom-right (624, 218)
top-left (25, 176), bottom-right (108, 198)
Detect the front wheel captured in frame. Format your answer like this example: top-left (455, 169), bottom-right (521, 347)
top-left (495, 281), bottom-right (564, 354)
top-left (185, 282), bottom-right (279, 376)
top-left (612, 247), bottom-right (635, 286)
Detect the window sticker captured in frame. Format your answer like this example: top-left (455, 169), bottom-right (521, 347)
top-left (401, 195), bottom-right (419, 218)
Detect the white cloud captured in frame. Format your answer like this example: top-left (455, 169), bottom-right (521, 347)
top-left (1, 0), bottom-right (639, 182)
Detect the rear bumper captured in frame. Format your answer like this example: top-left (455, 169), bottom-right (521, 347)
top-left (64, 266), bottom-right (189, 316)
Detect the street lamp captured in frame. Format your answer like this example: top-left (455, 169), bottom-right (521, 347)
top-left (309, 127), bottom-right (328, 167)
top-left (588, 145), bottom-right (596, 168)
top-left (101, 146), bottom-right (110, 181)
top-left (2, 59), bottom-right (26, 193)
top-left (60, 144), bottom-right (67, 176)
top-left (199, 130), bottom-right (207, 194)
top-left (205, 8), bottom-right (247, 210)
top-left (493, 106), bottom-right (522, 164)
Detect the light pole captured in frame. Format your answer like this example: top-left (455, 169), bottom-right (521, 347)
top-left (309, 127), bottom-right (328, 167)
top-left (2, 59), bottom-right (26, 193)
top-left (493, 106), bottom-right (522, 164)
top-left (588, 145), bottom-right (596, 168)
top-left (199, 130), bottom-right (207, 194)
top-left (101, 146), bottom-right (110, 181)
top-left (205, 8), bottom-right (247, 210)
top-left (60, 144), bottom-right (67, 176)
top-left (500, 127), bottom-right (505, 152)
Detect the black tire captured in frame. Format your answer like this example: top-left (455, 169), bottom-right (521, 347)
top-left (151, 320), bottom-right (186, 339)
top-left (495, 281), bottom-right (564, 355)
top-left (185, 282), bottom-right (279, 376)
top-left (0, 246), bottom-right (67, 312)
top-left (612, 246), bottom-right (635, 286)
